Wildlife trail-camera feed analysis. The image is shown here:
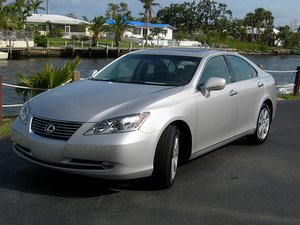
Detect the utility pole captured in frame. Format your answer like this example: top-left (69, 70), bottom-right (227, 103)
top-left (46, 0), bottom-right (49, 14)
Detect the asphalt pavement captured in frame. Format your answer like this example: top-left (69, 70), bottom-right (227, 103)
top-left (1, 100), bottom-right (300, 225)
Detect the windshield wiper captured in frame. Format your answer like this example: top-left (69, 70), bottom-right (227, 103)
top-left (144, 81), bottom-right (167, 85)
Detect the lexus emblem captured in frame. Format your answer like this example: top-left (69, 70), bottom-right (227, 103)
top-left (45, 124), bottom-right (55, 134)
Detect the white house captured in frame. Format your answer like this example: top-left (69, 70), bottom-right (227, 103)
top-left (26, 14), bottom-right (89, 38)
top-left (106, 20), bottom-right (175, 40)
top-left (246, 27), bottom-right (283, 46)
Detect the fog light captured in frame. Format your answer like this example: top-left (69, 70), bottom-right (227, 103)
top-left (101, 162), bottom-right (114, 170)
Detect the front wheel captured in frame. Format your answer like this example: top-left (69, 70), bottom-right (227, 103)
top-left (152, 125), bottom-right (179, 189)
top-left (247, 103), bottom-right (271, 144)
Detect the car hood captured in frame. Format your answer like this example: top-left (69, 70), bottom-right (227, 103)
top-left (29, 80), bottom-right (182, 122)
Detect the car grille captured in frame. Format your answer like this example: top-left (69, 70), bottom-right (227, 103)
top-left (31, 116), bottom-right (82, 141)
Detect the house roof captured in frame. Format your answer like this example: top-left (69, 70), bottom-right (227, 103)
top-left (106, 19), bottom-right (176, 30)
top-left (27, 14), bottom-right (86, 25)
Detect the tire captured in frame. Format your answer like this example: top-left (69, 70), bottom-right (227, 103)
top-left (152, 125), bottom-right (180, 189)
top-left (248, 103), bottom-right (271, 144)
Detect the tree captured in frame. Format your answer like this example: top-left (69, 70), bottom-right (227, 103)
top-left (0, 0), bottom-right (32, 30)
top-left (109, 14), bottom-right (128, 47)
top-left (157, 2), bottom-right (197, 34)
top-left (157, 0), bottom-right (232, 34)
top-left (244, 8), bottom-right (274, 42)
top-left (30, 0), bottom-right (44, 14)
top-left (229, 19), bottom-right (247, 41)
top-left (139, 0), bottom-right (159, 23)
top-left (150, 27), bottom-right (167, 45)
top-left (105, 2), bottom-right (132, 20)
top-left (85, 16), bottom-right (106, 47)
top-left (65, 12), bottom-right (77, 19)
top-left (277, 25), bottom-right (299, 48)
top-left (139, 0), bottom-right (159, 44)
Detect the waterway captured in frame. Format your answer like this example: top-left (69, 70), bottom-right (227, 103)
top-left (1, 55), bottom-right (300, 116)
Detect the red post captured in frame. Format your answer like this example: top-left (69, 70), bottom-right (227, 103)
top-left (293, 66), bottom-right (300, 96)
top-left (0, 75), bottom-right (3, 126)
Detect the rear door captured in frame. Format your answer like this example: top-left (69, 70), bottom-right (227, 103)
top-left (225, 55), bottom-right (265, 134)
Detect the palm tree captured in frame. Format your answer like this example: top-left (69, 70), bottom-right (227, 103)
top-left (139, 0), bottom-right (159, 44)
top-left (85, 16), bottom-right (106, 47)
top-left (109, 14), bottom-right (128, 47)
top-left (30, 0), bottom-right (45, 14)
top-left (139, 0), bottom-right (159, 23)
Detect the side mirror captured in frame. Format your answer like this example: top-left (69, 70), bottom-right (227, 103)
top-left (203, 77), bottom-right (226, 98)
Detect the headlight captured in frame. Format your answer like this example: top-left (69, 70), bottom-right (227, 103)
top-left (19, 101), bottom-right (30, 125)
top-left (84, 113), bottom-right (149, 135)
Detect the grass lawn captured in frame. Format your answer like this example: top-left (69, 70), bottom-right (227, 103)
top-left (48, 37), bottom-right (141, 48)
top-left (223, 39), bottom-right (274, 53)
top-left (278, 94), bottom-right (300, 100)
top-left (0, 118), bottom-right (14, 137)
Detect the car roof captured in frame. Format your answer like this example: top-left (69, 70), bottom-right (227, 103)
top-left (130, 48), bottom-right (227, 58)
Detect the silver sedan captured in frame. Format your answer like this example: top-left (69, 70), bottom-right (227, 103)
top-left (11, 49), bottom-right (277, 188)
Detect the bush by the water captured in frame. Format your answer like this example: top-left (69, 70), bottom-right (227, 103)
top-left (34, 33), bottom-right (48, 47)
top-left (15, 57), bottom-right (80, 101)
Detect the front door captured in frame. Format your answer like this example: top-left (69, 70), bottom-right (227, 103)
top-left (195, 56), bottom-right (237, 151)
top-left (65, 25), bottom-right (71, 37)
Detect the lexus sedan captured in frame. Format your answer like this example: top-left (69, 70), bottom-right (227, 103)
top-left (11, 48), bottom-right (277, 188)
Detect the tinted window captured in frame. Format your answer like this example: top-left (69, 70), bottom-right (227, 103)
top-left (227, 56), bottom-right (255, 82)
top-left (93, 54), bottom-right (201, 86)
top-left (250, 65), bottom-right (258, 77)
top-left (199, 56), bottom-right (230, 87)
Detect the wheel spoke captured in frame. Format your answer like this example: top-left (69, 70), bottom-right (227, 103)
top-left (257, 108), bottom-right (270, 140)
top-left (171, 135), bottom-right (179, 181)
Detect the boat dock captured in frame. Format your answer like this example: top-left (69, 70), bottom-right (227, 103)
top-left (0, 47), bottom-right (141, 59)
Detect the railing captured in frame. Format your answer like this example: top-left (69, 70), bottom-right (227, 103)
top-left (262, 66), bottom-right (300, 95)
top-left (0, 72), bottom-right (81, 125)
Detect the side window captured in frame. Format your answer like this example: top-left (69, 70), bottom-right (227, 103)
top-left (249, 65), bottom-right (258, 77)
top-left (199, 56), bottom-right (230, 87)
top-left (227, 56), bottom-right (255, 82)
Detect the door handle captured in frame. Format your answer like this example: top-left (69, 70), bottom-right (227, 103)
top-left (258, 82), bottom-right (264, 87)
top-left (229, 90), bottom-right (238, 96)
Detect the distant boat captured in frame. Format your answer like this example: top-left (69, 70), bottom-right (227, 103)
top-left (0, 52), bottom-right (8, 60)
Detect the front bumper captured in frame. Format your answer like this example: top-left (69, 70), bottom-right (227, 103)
top-left (11, 117), bottom-right (159, 180)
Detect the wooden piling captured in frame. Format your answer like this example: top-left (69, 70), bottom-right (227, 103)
top-left (293, 66), bottom-right (300, 96)
top-left (106, 43), bottom-right (109, 57)
top-left (73, 71), bottom-right (80, 82)
top-left (129, 42), bottom-right (132, 52)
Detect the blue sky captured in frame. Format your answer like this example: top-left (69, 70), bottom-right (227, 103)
top-left (44, 0), bottom-right (299, 27)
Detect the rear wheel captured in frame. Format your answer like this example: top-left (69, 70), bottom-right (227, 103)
top-left (248, 103), bottom-right (271, 144)
top-left (152, 125), bottom-right (179, 189)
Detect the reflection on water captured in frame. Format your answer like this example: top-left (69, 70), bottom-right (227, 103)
top-left (2, 55), bottom-right (300, 116)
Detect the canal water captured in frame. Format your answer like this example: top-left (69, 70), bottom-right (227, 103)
top-left (1, 55), bottom-right (300, 116)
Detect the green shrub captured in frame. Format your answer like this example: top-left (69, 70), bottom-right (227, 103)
top-left (79, 35), bottom-right (90, 41)
top-left (71, 35), bottom-right (79, 41)
top-left (0, 118), bottom-right (14, 137)
top-left (15, 57), bottom-right (80, 101)
top-left (34, 33), bottom-right (48, 47)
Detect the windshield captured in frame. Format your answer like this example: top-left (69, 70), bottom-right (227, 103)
top-left (92, 54), bottom-right (201, 86)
